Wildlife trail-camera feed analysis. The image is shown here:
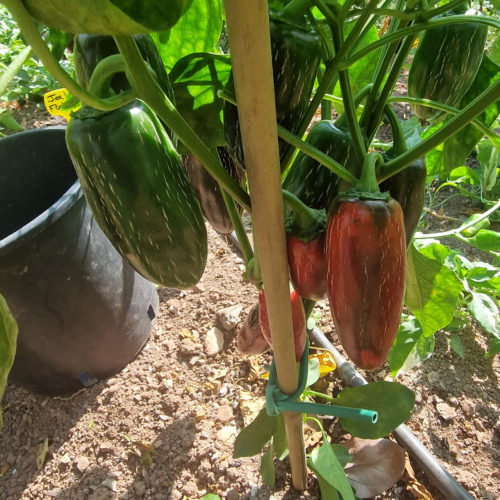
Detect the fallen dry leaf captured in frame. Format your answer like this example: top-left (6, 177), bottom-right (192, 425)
top-left (402, 454), bottom-right (433, 499)
top-left (35, 438), bottom-right (50, 470)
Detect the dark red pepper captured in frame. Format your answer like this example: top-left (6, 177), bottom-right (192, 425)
top-left (258, 289), bottom-right (307, 362)
top-left (237, 303), bottom-right (269, 355)
top-left (283, 190), bottom-right (327, 301)
top-left (325, 154), bottom-right (406, 370)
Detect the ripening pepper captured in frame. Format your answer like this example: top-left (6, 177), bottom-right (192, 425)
top-left (224, 10), bottom-right (322, 168)
top-left (408, 9), bottom-right (488, 122)
top-left (66, 101), bottom-right (207, 288)
top-left (258, 289), bottom-right (307, 362)
top-left (182, 147), bottom-right (243, 234)
top-left (283, 190), bottom-right (327, 301)
top-left (380, 105), bottom-right (427, 245)
top-left (237, 302), bottom-right (269, 355)
top-left (325, 153), bottom-right (406, 370)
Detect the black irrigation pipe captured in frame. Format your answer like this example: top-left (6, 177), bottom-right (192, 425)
top-left (309, 327), bottom-right (474, 500)
top-left (224, 230), bottom-right (473, 500)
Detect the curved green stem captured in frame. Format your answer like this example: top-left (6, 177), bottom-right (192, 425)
top-left (221, 189), bottom-right (253, 263)
top-left (280, 0), bottom-right (315, 19)
top-left (87, 54), bottom-right (127, 98)
top-left (279, 0), bottom-right (381, 173)
top-left (367, 29), bottom-right (417, 141)
top-left (113, 35), bottom-right (251, 212)
top-left (277, 125), bottom-right (358, 184)
top-left (388, 96), bottom-right (500, 145)
top-left (360, 0), bottom-right (405, 132)
top-left (416, 199), bottom-right (500, 239)
top-left (328, 12), bottom-right (366, 164)
top-left (282, 190), bottom-right (325, 231)
top-left (383, 103), bottom-right (407, 155)
top-left (380, 79), bottom-right (500, 181)
top-left (3, 0), bottom-right (135, 111)
top-left (342, 15), bottom-right (500, 70)
top-left (0, 45), bottom-right (31, 96)
top-left (304, 389), bottom-right (336, 403)
top-left (357, 152), bottom-right (383, 193)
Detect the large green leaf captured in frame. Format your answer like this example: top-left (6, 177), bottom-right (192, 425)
top-left (169, 52), bottom-right (231, 149)
top-left (388, 316), bottom-right (435, 376)
top-left (260, 444), bottom-right (275, 486)
top-left (335, 382), bottom-right (415, 439)
top-left (467, 292), bottom-right (500, 357)
top-left (405, 243), bottom-right (463, 337)
top-left (233, 407), bottom-right (277, 458)
top-left (308, 432), bottom-right (355, 500)
top-left (0, 295), bottom-right (18, 430)
top-left (153, 0), bottom-right (223, 71)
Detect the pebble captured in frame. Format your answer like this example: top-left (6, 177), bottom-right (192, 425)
top-left (436, 402), bottom-right (457, 421)
top-left (76, 456), bottom-right (90, 473)
top-left (205, 327), bottom-right (224, 356)
top-left (134, 481), bottom-right (146, 497)
top-left (179, 338), bottom-right (197, 356)
top-left (226, 489), bottom-right (239, 500)
top-left (427, 371), bottom-right (440, 384)
top-left (216, 426), bottom-right (236, 443)
top-left (216, 304), bottom-right (243, 331)
top-left (217, 405), bottom-right (234, 423)
top-left (101, 477), bottom-right (117, 492)
top-left (45, 488), bottom-right (63, 498)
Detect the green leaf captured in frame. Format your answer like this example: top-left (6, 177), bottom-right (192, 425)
top-left (449, 334), bottom-right (464, 359)
top-left (273, 413), bottom-right (288, 460)
top-left (467, 292), bottom-right (500, 356)
top-left (335, 382), bottom-right (415, 439)
top-left (169, 52), bottom-right (231, 150)
top-left (201, 495), bottom-right (221, 500)
top-left (153, 0), bottom-right (223, 71)
top-left (0, 294), bottom-right (18, 430)
top-left (442, 56), bottom-right (500, 173)
top-left (388, 316), bottom-right (435, 376)
top-left (331, 444), bottom-right (353, 468)
top-left (233, 407), bottom-right (277, 458)
top-left (449, 166), bottom-right (481, 185)
top-left (314, 472), bottom-right (340, 500)
top-left (308, 431), bottom-right (355, 500)
top-left (401, 116), bottom-right (423, 149)
top-left (405, 243), bottom-right (463, 337)
top-left (260, 444), bottom-right (275, 486)
top-left (306, 357), bottom-right (320, 387)
top-left (473, 229), bottom-right (500, 252)
top-left (0, 110), bottom-right (23, 132)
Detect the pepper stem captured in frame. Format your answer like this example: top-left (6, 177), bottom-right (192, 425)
top-left (87, 54), bottom-right (127, 99)
top-left (356, 153), bottom-right (384, 194)
top-left (384, 103), bottom-right (408, 156)
top-left (282, 190), bottom-right (326, 239)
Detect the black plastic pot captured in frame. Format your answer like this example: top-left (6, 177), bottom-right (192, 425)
top-left (0, 127), bottom-right (158, 396)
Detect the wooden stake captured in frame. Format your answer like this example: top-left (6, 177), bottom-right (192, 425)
top-left (223, 0), bottom-right (307, 490)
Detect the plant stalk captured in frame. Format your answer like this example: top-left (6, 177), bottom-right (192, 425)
top-left (113, 35), bottom-right (251, 212)
top-left (223, 0), bottom-right (307, 490)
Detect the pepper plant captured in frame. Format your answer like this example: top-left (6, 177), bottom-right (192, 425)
top-left (1, 0), bottom-right (500, 495)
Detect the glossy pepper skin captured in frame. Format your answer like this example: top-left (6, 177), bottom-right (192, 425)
top-left (66, 101), bottom-right (207, 289)
top-left (182, 147), bottom-right (243, 234)
top-left (224, 12), bottom-right (322, 168)
top-left (283, 190), bottom-right (327, 301)
top-left (282, 121), bottom-right (355, 212)
top-left (237, 303), bottom-right (269, 355)
top-left (258, 289), bottom-right (307, 362)
top-left (325, 196), bottom-right (406, 370)
top-left (74, 34), bottom-right (175, 102)
top-left (379, 159), bottom-right (426, 245)
top-left (408, 12), bottom-right (487, 122)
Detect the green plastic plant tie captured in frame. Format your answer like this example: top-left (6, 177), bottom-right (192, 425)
top-left (265, 341), bottom-right (378, 424)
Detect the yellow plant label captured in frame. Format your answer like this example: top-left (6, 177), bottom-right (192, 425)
top-left (43, 88), bottom-right (80, 121)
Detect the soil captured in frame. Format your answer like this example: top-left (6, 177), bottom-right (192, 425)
top-left (0, 103), bottom-right (499, 500)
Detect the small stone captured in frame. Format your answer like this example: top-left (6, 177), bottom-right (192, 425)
top-left (205, 327), bottom-right (224, 356)
top-left (59, 453), bottom-right (71, 464)
top-left (134, 481), bottom-right (146, 497)
top-left (6, 452), bottom-right (16, 465)
top-left (101, 477), bottom-right (117, 492)
top-left (45, 488), bottom-right (63, 498)
top-left (190, 284), bottom-right (205, 293)
top-left (179, 338), bottom-right (197, 356)
top-left (474, 419), bottom-right (486, 432)
top-left (216, 305), bottom-right (243, 331)
top-left (217, 405), bottom-right (233, 423)
top-left (226, 489), bottom-right (239, 500)
top-left (427, 371), bottom-right (440, 384)
top-left (216, 425), bottom-right (236, 443)
top-left (436, 402), bottom-right (457, 421)
top-left (76, 456), bottom-right (90, 473)
top-left (461, 399), bottom-right (474, 417)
